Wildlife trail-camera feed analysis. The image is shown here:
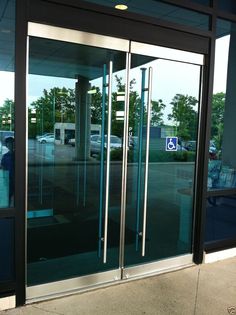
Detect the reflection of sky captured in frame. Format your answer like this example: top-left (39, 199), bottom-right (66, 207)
top-left (0, 35), bottom-right (230, 118)
top-left (129, 59), bottom-right (201, 124)
top-left (27, 75), bottom-right (76, 106)
top-left (213, 35), bottom-right (230, 94)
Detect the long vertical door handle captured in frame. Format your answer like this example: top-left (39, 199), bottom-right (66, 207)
top-left (98, 64), bottom-right (107, 258)
top-left (136, 68), bottom-right (146, 251)
top-left (119, 52), bottom-right (131, 269)
top-left (142, 67), bottom-right (153, 257)
top-left (103, 60), bottom-right (113, 263)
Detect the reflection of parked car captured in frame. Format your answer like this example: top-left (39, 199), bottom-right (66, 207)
top-left (36, 133), bottom-right (54, 140)
top-left (91, 135), bottom-right (122, 155)
top-left (177, 144), bottom-right (187, 151)
top-left (68, 138), bottom-right (75, 146)
top-left (38, 135), bottom-right (55, 143)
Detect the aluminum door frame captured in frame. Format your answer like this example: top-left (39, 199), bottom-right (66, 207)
top-left (121, 40), bottom-right (204, 280)
top-left (26, 22), bottom-right (130, 301)
top-left (26, 22), bottom-right (205, 301)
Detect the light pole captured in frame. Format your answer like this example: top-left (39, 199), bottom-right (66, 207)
top-left (2, 114), bottom-right (12, 131)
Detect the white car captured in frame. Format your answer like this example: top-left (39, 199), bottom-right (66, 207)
top-left (90, 135), bottom-right (122, 155)
top-left (36, 133), bottom-right (54, 140)
top-left (38, 135), bottom-right (55, 143)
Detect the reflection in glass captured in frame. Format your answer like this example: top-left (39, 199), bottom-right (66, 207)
top-left (125, 56), bottom-right (201, 266)
top-left (218, 0), bottom-right (236, 14)
top-left (27, 37), bottom-right (126, 285)
top-left (0, 218), bottom-right (15, 282)
top-left (0, 0), bottom-right (15, 209)
top-left (208, 20), bottom-right (236, 190)
top-left (205, 195), bottom-right (236, 242)
top-left (205, 19), bottom-right (236, 246)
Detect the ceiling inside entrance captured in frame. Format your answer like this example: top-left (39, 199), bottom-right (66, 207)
top-left (81, 0), bottom-right (210, 31)
top-left (29, 36), bottom-right (155, 80)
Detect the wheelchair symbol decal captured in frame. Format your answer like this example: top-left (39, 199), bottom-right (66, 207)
top-left (166, 137), bottom-right (178, 151)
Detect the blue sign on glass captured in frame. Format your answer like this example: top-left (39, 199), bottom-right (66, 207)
top-left (166, 137), bottom-right (178, 151)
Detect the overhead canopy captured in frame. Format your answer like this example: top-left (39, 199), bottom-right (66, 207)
top-left (0, 0), bottom-right (235, 75)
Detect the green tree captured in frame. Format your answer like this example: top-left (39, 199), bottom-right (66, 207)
top-left (28, 87), bottom-right (75, 138)
top-left (168, 94), bottom-right (198, 141)
top-left (211, 92), bottom-right (225, 150)
top-left (90, 86), bottom-right (103, 125)
top-left (112, 76), bottom-right (166, 137)
top-left (150, 99), bottom-right (166, 126)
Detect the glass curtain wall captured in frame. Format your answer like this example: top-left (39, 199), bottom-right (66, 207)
top-left (0, 0), bottom-right (15, 285)
top-left (205, 19), bottom-right (236, 245)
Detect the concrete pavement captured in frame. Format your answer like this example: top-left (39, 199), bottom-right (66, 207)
top-left (1, 257), bottom-right (236, 315)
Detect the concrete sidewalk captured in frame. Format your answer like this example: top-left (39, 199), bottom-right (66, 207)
top-left (1, 257), bottom-right (236, 315)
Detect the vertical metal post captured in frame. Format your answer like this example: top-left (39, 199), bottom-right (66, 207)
top-left (98, 64), bottom-right (107, 258)
top-left (135, 67), bottom-right (146, 251)
top-left (103, 60), bottom-right (113, 263)
top-left (119, 52), bottom-right (131, 270)
top-left (142, 67), bottom-right (153, 257)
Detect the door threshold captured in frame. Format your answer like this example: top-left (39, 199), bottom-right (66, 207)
top-left (26, 254), bottom-right (193, 303)
top-left (123, 254), bottom-right (193, 280)
top-left (26, 269), bottom-right (121, 303)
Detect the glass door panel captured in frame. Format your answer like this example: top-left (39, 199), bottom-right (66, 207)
top-left (26, 24), bottom-right (204, 292)
top-left (27, 33), bottom-right (127, 286)
top-left (124, 48), bottom-right (202, 268)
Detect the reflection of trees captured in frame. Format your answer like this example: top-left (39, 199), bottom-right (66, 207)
top-left (168, 94), bottom-right (198, 141)
top-left (211, 92), bottom-right (225, 150)
top-left (28, 87), bottom-right (76, 138)
top-left (26, 76), bottom-right (167, 139)
top-left (112, 76), bottom-right (166, 137)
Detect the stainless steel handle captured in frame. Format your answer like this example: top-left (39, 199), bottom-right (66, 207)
top-left (119, 52), bottom-right (131, 268)
top-left (103, 60), bottom-right (113, 263)
top-left (142, 67), bottom-right (153, 257)
top-left (98, 64), bottom-right (107, 258)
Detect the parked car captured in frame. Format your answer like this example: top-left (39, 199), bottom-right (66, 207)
top-left (36, 133), bottom-right (54, 140)
top-left (68, 138), bottom-right (75, 146)
top-left (38, 135), bottom-right (55, 143)
top-left (91, 135), bottom-right (122, 155)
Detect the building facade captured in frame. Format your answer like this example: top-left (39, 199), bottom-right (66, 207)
top-left (1, 0), bottom-right (236, 308)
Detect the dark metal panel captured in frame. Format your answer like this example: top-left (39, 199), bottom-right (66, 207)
top-left (45, 0), bottom-right (214, 15)
top-left (205, 238), bottom-right (236, 252)
top-left (216, 11), bottom-right (236, 22)
top-left (0, 210), bottom-right (16, 218)
top-left (192, 9), bottom-right (217, 265)
top-left (14, 0), bottom-right (28, 307)
top-left (39, 0), bottom-right (213, 38)
top-left (0, 282), bottom-right (15, 294)
top-left (29, 0), bottom-right (210, 54)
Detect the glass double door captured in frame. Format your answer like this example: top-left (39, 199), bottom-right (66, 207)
top-left (26, 23), bottom-right (203, 295)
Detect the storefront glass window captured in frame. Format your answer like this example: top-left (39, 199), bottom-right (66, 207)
top-left (82, 0), bottom-right (210, 31)
top-left (0, 218), bottom-right (15, 282)
top-left (0, 0), bottom-right (15, 208)
top-left (218, 0), bottom-right (236, 15)
top-left (207, 19), bottom-right (236, 191)
top-left (205, 19), bottom-right (236, 245)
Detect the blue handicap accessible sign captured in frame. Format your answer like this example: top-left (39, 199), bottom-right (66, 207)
top-left (166, 137), bottom-right (178, 151)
